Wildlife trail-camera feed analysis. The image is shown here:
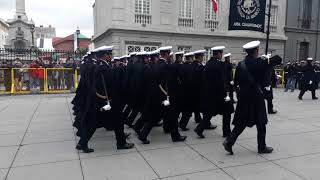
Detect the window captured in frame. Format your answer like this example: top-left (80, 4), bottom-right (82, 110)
top-left (299, 42), bottom-right (309, 61)
top-left (135, 0), bottom-right (152, 24)
top-left (266, 5), bottom-right (278, 32)
top-left (205, 0), bottom-right (219, 30)
top-left (179, 0), bottom-right (193, 27)
top-left (301, 0), bottom-right (312, 29)
top-left (178, 46), bottom-right (191, 53)
top-left (126, 44), bottom-right (158, 54)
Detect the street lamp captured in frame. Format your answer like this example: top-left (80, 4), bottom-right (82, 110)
top-left (76, 27), bottom-right (80, 51)
top-left (30, 24), bottom-right (35, 48)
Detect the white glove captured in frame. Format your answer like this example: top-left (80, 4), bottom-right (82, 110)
top-left (102, 102), bottom-right (111, 111)
top-left (225, 96), bottom-right (231, 102)
top-left (162, 96), bottom-right (170, 106)
top-left (230, 81), bottom-right (234, 85)
top-left (309, 81), bottom-right (313, 85)
top-left (265, 86), bottom-right (271, 91)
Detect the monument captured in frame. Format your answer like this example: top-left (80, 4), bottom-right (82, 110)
top-left (4, 0), bottom-right (35, 49)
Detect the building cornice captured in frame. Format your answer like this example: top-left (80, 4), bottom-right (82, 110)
top-left (285, 26), bottom-right (320, 34)
top-left (93, 27), bottom-right (287, 42)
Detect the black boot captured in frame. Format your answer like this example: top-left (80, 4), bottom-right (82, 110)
top-left (76, 144), bottom-right (94, 153)
top-left (138, 136), bottom-right (150, 144)
top-left (117, 142), bottom-right (135, 150)
top-left (258, 146), bottom-right (273, 154)
top-left (194, 127), bottom-right (205, 138)
top-left (223, 140), bottom-right (233, 155)
top-left (172, 135), bottom-right (187, 142)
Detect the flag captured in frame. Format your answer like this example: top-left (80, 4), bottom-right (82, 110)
top-left (212, 0), bottom-right (218, 13)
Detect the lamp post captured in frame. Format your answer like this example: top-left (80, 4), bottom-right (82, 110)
top-left (265, 0), bottom-right (272, 55)
top-left (30, 24), bottom-right (35, 48)
top-left (76, 27), bottom-right (80, 51)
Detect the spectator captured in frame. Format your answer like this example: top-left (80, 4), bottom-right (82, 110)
top-left (38, 59), bottom-right (45, 91)
top-left (284, 62), bottom-right (297, 92)
top-left (13, 59), bottom-right (23, 92)
top-left (64, 58), bottom-right (75, 90)
top-left (22, 63), bottom-right (30, 91)
top-left (29, 60), bottom-right (40, 91)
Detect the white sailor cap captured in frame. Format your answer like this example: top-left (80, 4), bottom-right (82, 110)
top-left (170, 52), bottom-right (174, 56)
top-left (95, 45), bottom-right (114, 52)
top-left (113, 57), bottom-right (120, 61)
top-left (261, 54), bottom-right (271, 59)
top-left (175, 51), bottom-right (184, 55)
top-left (86, 51), bottom-right (91, 55)
top-left (224, 53), bottom-right (231, 58)
top-left (149, 49), bottom-right (160, 56)
top-left (194, 50), bottom-right (206, 55)
top-left (211, 46), bottom-right (225, 51)
top-left (243, 41), bottom-right (260, 50)
top-left (126, 55), bottom-right (130, 58)
top-left (184, 52), bottom-right (194, 57)
top-left (120, 55), bottom-right (127, 59)
top-left (307, 57), bottom-right (313, 61)
top-left (129, 52), bottom-right (137, 57)
top-left (159, 46), bottom-right (172, 51)
top-left (136, 51), bottom-right (148, 56)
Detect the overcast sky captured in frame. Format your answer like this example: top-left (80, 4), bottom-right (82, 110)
top-left (0, 0), bottom-right (95, 38)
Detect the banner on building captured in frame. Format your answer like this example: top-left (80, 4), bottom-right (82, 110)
top-left (228, 0), bottom-right (267, 32)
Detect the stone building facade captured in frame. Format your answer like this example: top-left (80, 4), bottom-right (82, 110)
top-left (93, 0), bottom-right (287, 62)
top-left (285, 0), bottom-right (320, 62)
top-left (0, 19), bottom-right (9, 48)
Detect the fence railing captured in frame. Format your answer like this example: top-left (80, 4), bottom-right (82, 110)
top-left (0, 68), bottom-right (79, 95)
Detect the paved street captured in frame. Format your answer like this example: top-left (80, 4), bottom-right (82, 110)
top-left (0, 89), bottom-right (320, 180)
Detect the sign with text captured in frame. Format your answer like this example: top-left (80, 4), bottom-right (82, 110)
top-left (228, 0), bottom-right (266, 32)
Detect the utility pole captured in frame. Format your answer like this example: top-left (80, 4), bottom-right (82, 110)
top-left (315, 1), bottom-right (320, 59)
top-left (265, 0), bottom-right (272, 55)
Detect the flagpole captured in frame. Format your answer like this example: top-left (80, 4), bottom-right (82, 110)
top-left (265, 0), bottom-right (272, 55)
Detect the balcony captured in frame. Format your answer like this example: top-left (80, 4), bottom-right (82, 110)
top-left (178, 18), bottom-right (193, 27)
top-left (135, 14), bottom-right (152, 25)
top-left (205, 20), bottom-right (219, 31)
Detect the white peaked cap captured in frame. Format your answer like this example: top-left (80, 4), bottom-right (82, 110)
top-left (95, 45), bottom-right (114, 52)
top-left (194, 50), bottom-right (206, 55)
top-left (175, 51), bottom-right (184, 55)
top-left (149, 49), bottom-right (160, 55)
top-left (211, 46), bottom-right (225, 51)
top-left (129, 52), bottom-right (137, 56)
top-left (136, 51), bottom-right (148, 56)
top-left (120, 55), bottom-right (127, 59)
top-left (184, 52), bottom-right (194, 57)
top-left (224, 53), bottom-right (232, 58)
top-left (159, 46), bottom-right (173, 51)
top-left (307, 57), bottom-right (313, 61)
top-left (170, 52), bottom-right (174, 56)
top-left (243, 41), bottom-right (260, 50)
top-left (113, 57), bottom-right (120, 60)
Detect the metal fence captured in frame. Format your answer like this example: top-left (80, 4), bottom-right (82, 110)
top-left (0, 48), bottom-right (85, 95)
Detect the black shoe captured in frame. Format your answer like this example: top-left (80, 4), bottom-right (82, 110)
top-left (194, 128), bottom-right (205, 139)
top-left (312, 97), bottom-right (318, 100)
top-left (179, 126), bottom-right (190, 131)
top-left (258, 146), bottom-right (273, 154)
top-left (172, 135), bottom-right (187, 142)
top-left (125, 132), bottom-right (131, 139)
top-left (268, 110), bottom-right (278, 114)
top-left (117, 142), bottom-right (135, 150)
top-left (76, 144), bottom-right (94, 153)
top-left (205, 124), bottom-right (217, 130)
top-left (138, 136), bottom-right (150, 144)
top-left (298, 96), bottom-right (302, 100)
top-left (223, 140), bottom-right (233, 155)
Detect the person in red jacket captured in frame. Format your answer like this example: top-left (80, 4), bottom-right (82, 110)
top-left (29, 60), bottom-right (40, 90)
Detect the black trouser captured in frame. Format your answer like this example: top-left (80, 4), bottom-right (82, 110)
top-left (179, 111), bottom-right (202, 128)
top-left (195, 112), bottom-right (215, 133)
top-left (79, 125), bottom-right (96, 148)
top-left (162, 108), bottom-right (171, 132)
top-left (227, 123), bottom-right (266, 150)
top-left (140, 103), bottom-right (180, 140)
top-left (266, 98), bottom-right (273, 112)
top-left (222, 114), bottom-right (231, 136)
top-left (110, 106), bottom-right (127, 146)
top-left (299, 89), bottom-right (316, 98)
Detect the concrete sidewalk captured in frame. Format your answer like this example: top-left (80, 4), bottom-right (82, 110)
top-left (0, 89), bottom-right (320, 180)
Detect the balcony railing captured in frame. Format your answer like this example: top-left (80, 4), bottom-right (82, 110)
top-left (135, 14), bottom-right (152, 25)
top-left (178, 18), bottom-right (193, 27)
top-left (205, 20), bottom-right (219, 31)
